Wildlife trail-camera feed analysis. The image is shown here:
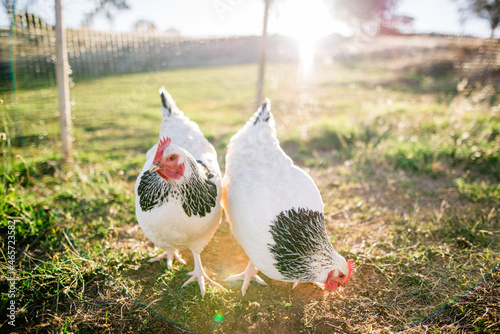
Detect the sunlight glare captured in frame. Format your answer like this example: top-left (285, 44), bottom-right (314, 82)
top-left (274, 0), bottom-right (341, 76)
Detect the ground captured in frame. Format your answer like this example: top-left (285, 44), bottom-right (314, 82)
top-left (0, 35), bottom-right (499, 333)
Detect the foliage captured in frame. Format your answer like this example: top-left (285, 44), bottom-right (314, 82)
top-left (456, 0), bottom-right (500, 37)
top-left (84, 0), bottom-right (130, 25)
top-left (133, 19), bottom-right (157, 33)
top-left (325, 0), bottom-right (401, 34)
top-left (471, 0), bottom-right (500, 36)
top-left (0, 0), bottom-right (14, 22)
top-left (0, 0), bottom-right (131, 28)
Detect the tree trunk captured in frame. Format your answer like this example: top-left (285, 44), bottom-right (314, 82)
top-left (256, 0), bottom-right (270, 109)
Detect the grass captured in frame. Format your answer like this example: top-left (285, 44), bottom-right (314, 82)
top-left (1, 36), bottom-right (499, 333)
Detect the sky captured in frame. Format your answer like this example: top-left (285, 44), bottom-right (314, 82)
top-left (0, 0), bottom-right (497, 38)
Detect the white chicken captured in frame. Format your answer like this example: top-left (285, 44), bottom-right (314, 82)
top-left (222, 99), bottom-right (354, 296)
top-left (135, 88), bottom-right (223, 298)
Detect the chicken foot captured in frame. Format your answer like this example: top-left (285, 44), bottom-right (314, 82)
top-left (225, 261), bottom-right (267, 296)
top-left (181, 250), bottom-right (223, 298)
top-left (148, 250), bottom-right (186, 269)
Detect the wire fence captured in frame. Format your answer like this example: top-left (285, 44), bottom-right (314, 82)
top-left (0, 6), bottom-right (305, 154)
top-left (1, 11), bottom-right (301, 86)
top-left (1, 3), bottom-right (498, 160)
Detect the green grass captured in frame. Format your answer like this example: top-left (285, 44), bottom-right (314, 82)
top-left (1, 46), bottom-right (499, 333)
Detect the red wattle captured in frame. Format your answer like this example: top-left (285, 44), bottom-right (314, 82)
top-left (158, 162), bottom-right (185, 181)
top-left (325, 281), bottom-right (338, 290)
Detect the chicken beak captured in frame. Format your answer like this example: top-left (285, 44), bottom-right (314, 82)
top-left (149, 162), bottom-right (160, 173)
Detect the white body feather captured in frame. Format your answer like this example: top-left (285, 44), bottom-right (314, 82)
top-left (223, 106), bottom-right (339, 283)
top-left (135, 92), bottom-right (222, 254)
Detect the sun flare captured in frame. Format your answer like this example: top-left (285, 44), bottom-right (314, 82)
top-left (273, 0), bottom-right (346, 74)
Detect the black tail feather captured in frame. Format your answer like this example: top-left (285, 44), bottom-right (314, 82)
top-left (254, 98), bottom-right (271, 125)
top-left (159, 87), bottom-right (171, 116)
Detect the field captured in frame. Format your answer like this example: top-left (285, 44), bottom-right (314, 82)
top-left (1, 35), bottom-right (499, 333)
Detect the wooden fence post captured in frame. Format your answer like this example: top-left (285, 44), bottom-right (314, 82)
top-left (55, 0), bottom-right (73, 163)
top-left (256, 0), bottom-right (270, 109)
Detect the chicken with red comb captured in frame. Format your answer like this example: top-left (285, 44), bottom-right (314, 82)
top-left (135, 88), bottom-right (223, 298)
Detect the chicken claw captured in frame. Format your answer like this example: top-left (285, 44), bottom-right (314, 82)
top-left (148, 250), bottom-right (186, 269)
top-left (181, 250), bottom-right (223, 298)
top-left (225, 261), bottom-right (267, 296)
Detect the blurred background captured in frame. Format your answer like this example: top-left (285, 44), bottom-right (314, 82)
top-left (1, 0), bottom-right (498, 158)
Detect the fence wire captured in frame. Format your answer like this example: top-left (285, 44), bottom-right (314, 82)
top-left (0, 4), bottom-right (300, 154)
top-left (1, 2), bottom-right (498, 159)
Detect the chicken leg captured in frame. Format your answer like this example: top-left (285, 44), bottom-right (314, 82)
top-left (225, 261), bottom-right (267, 296)
top-left (148, 250), bottom-right (186, 269)
top-left (181, 250), bottom-right (223, 298)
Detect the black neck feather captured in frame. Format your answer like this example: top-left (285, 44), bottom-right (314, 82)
top-left (137, 159), bottom-right (217, 217)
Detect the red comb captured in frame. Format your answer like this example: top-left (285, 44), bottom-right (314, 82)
top-left (154, 136), bottom-right (172, 161)
top-left (345, 259), bottom-right (355, 284)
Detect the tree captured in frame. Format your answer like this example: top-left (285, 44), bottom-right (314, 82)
top-left (458, 0), bottom-right (500, 37)
top-left (1, 0), bottom-right (130, 28)
top-left (1, 0), bottom-right (29, 27)
top-left (256, 0), bottom-right (271, 108)
top-left (84, 0), bottom-right (129, 25)
top-left (133, 19), bottom-right (157, 33)
top-left (325, 0), bottom-right (401, 34)
top-left (1, 0), bottom-right (14, 22)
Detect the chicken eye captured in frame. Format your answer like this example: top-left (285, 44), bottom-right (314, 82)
top-left (169, 155), bottom-right (176, 161)
top-left (339, 273), bottom-right (345, 278)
